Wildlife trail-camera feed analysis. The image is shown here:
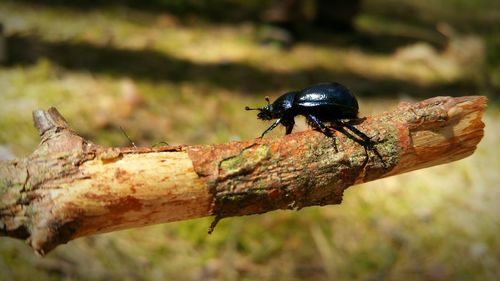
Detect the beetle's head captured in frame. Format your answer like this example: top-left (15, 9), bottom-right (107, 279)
top-left (245, 96), bottom-right (275, 120)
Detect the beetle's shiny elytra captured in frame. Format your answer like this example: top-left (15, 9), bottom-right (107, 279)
top-left (245, 82), bottom-right (372, 143)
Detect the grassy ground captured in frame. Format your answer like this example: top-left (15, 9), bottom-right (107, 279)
top-left (0, 1), bottom-right (499, 280)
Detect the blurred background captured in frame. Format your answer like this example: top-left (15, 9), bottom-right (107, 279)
top-left (0, 0), bottom-right (499, 280)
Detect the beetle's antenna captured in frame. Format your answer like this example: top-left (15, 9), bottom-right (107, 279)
top-left (265, 96), bottom-right (271, 105)
top-left (245, 106), bottom-right (261, 111)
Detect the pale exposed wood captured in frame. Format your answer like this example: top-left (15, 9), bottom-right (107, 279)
top-left (0, 96), bottom-right (487, 255)
top-left (43, 152), bottom-right (210, 241)
top-left (377, 98), bottom-right (485, 178)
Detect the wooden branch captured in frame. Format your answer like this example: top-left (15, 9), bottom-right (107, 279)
top-left (0, 96), bottom-right (486, 255)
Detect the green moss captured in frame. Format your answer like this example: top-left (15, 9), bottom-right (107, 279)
top-left (0, 178), bottom-right (9, 195)
top-left (219, 156), bottom-right (241, 173)
top-left (0, 182), bottom-right (24, 209)
top-left (220, 145), bottom-right (269, 176)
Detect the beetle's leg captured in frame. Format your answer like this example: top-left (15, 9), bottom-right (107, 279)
top-left (335, 120), bottom-right (386, 167)
top-left (281, 117), bottom-right (295, 135)
top-left (307, 115), bottom-right (333, 137)
top-left (260, 118), bottom-right (281, 138)
top-left (307, 115), bottom-right (338, 151)
top-left (334, 120), bottom-right (372, 146)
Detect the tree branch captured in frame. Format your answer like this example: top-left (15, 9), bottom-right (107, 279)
top-left (0, 96), bottom-right (486, 255)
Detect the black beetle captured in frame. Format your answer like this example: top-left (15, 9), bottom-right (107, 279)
top-left (245, 82), bottom-right (372, 145)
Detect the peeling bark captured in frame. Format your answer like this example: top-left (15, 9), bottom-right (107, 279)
top-left (0, 96), bottom-right (486, 255)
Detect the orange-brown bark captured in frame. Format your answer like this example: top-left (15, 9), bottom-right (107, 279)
top-left (0, 96), bottom-right (486, 255)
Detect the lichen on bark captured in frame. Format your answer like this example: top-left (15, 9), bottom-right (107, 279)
top-left (192, 121), bottom-right (401, 224)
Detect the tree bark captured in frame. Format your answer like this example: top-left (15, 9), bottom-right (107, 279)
top-left (0, 96), bottom-right (486, 255)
